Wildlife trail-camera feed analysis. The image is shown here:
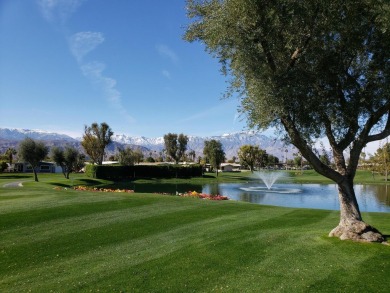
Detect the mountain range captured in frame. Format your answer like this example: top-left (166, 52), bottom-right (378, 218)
top-left (0, 128), bottom-right (297, 160)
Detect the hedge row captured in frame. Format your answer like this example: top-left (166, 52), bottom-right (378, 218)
top-left (85, 164), bottom-right (203, 180)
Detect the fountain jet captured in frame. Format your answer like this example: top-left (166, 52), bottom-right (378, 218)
top-left (255, 171), bottom-right (284, 189)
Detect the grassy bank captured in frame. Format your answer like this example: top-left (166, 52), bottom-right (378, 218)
top-left (0, 173), bottom-right (389, 292)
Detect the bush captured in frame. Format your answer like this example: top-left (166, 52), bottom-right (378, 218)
top-left (87, 164), bottom-right (202, 180)
top-left (85, 164), bottom-right (98, 178)
top-left (0, 161), bottom-right (8, 172)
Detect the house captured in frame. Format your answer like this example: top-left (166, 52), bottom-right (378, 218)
top-left (220, 163), bottom-right (241, 172)
top-left (13, 162), bottom-right (62, 173)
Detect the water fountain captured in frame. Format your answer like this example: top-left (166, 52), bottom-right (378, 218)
top-left (255, 171), bottom-right (284, 189)
top-left (239, 171), bottom-right (301, 194)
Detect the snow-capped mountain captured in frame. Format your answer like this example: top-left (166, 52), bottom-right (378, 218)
top-left (0, 128), bottom-right (76, 142)
top-left (111, 131), bottom-right (296, 159)
top-left (0, 128), bottom-right (296, 159)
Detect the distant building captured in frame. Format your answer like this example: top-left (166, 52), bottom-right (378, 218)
top-left (220, 163), bottom-right (241, 172)
top-left (13, 162), bottom-right (62, 173)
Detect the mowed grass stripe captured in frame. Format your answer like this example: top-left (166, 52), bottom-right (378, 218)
top-left (0, 202), bottom-right (316, 290)
top-left (1, 187), bottom-right (389, 292)
top-left (1, 199), bottom-right (294, 291)
top-left (1, 196), bottom-right (291, 271)
top-left (0, 200), bottom-right (199, 246)
top-left (0, 188), bottom-right (126, 214)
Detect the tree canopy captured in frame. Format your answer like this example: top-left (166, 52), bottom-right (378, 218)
top-left (203, 139), bottom-right (225, 176)
top-left (51, 146), bottom-right (85, 179)
top-left (81, 122), bottom-right (113, 165)
top-left (238, 145), bottom-right (267, 172)
top-left (18, 138), bottom-right (49, 182)
top-left (163, 133), bottom-right (189, 164)
top-left (185, 0), bottom-right (390, 242)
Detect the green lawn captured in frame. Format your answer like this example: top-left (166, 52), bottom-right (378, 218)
top-left (1, 173), bottom-right (389, 292)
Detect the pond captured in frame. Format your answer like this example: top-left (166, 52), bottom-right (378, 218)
top-left (133, 182), bottom-right (390, 213)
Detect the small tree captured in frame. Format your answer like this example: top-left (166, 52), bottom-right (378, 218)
top-left (118, 147), bottom-right (144, 166)
top-left (267, 155), bottom-right (279, 168)
top-left (18, 138), bottom-right (48, 182)
top-left (5, 148), bottom-right (17, 165)
top-left (203, 139), bottom-right (225, 177)
top-left (118, 147), bottom-right (135, 166)
top-left (81, 122), bottom-right (113, 165)
top-left (372, 142), bottom-right (390, 181)
top-left (51, 146), bottom-right (84, 179)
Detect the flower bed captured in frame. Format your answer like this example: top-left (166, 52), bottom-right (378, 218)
top-left (180, 191), bottom-right (229, 200)
top-left (72, 186), bottom-right (134, 193)
top-left (54, 186), bottom-right (228, 200)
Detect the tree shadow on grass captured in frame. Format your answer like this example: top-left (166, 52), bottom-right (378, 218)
top-left (0, 175), bottom-right (31, 180)
top-left (202, 174), bottom-right (216, 179)
top-left (48, 182), bottom-right (71, 188)
top-left (78, 178), bottom-right (104, 186)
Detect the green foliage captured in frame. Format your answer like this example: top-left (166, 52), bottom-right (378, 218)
top-left (5, 148), bottom-right (17, 164)
top-left (51, 146), bottom-right (85, 179)
top-left (163, 133), bottom-right (189, 164)
top-left (85, 164), bottom-right (98, 178)
top-left (371, 142), bottom-right (390, 180)
top-left (117, 147), bottom-right (136, 166)
top-left (18, 138), bottom-right (49, 182)
top-left (238, 144), bottom-right (268, 172)
top-left (88, 164), bottom-right (203, 180)
top-left (203, 139), bottom-right (225, 175)
top-left (185, 0), bottom-right (390, 182)
top-left (81, 122), bottom-right (113, 165)
top-left (267, 154), bottom-right (279, 165)
top-left (0, 161), bottom-right (7, 172)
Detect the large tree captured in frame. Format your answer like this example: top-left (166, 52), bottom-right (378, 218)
top-left (203, 139), bottom-right (225, 176)
top-left (163, 133), bottom-right (189, 164)
top-left (81, 122), bottom-right (113, 165)
top-left (185, 0), bottom-right (390, 242)
top-left (18, 138), bottom-right (49, 182)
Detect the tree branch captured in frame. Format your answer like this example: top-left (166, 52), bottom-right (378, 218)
top-left (280, 114), bottom-right (343, 183)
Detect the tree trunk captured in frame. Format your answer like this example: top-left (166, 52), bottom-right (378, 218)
top-left (33, 168), bottom-right (39, 182)
top-left (329, 179), bottom-right (384, 243)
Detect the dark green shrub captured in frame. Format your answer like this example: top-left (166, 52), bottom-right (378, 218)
top-left (89, 164), bottom-right (202, 180)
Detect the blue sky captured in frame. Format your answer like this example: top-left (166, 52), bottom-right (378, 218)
top-left (0, 0), bottom-right (383, 155)
top-left (0, 0), bottom-right (248, 138)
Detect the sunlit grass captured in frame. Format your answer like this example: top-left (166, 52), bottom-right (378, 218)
top-left (0, 172), bottom-right (389, 292)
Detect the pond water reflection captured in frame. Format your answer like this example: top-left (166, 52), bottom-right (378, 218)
top-left (132, 182), bottom-right (390, 212)
top-left (202, 183), bottom-right (390, 213)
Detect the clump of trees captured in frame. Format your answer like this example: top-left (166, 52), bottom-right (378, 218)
top-left (117, 147), bottom-right (144, 166)
top-left (163, 133), bottom-right (189, 164)
top-left (238, 145), bottom-right (268, 172)
top-left (185, 0), bottom-right (390, 242)
top-left (51, 146), bottom-right (85, 179)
